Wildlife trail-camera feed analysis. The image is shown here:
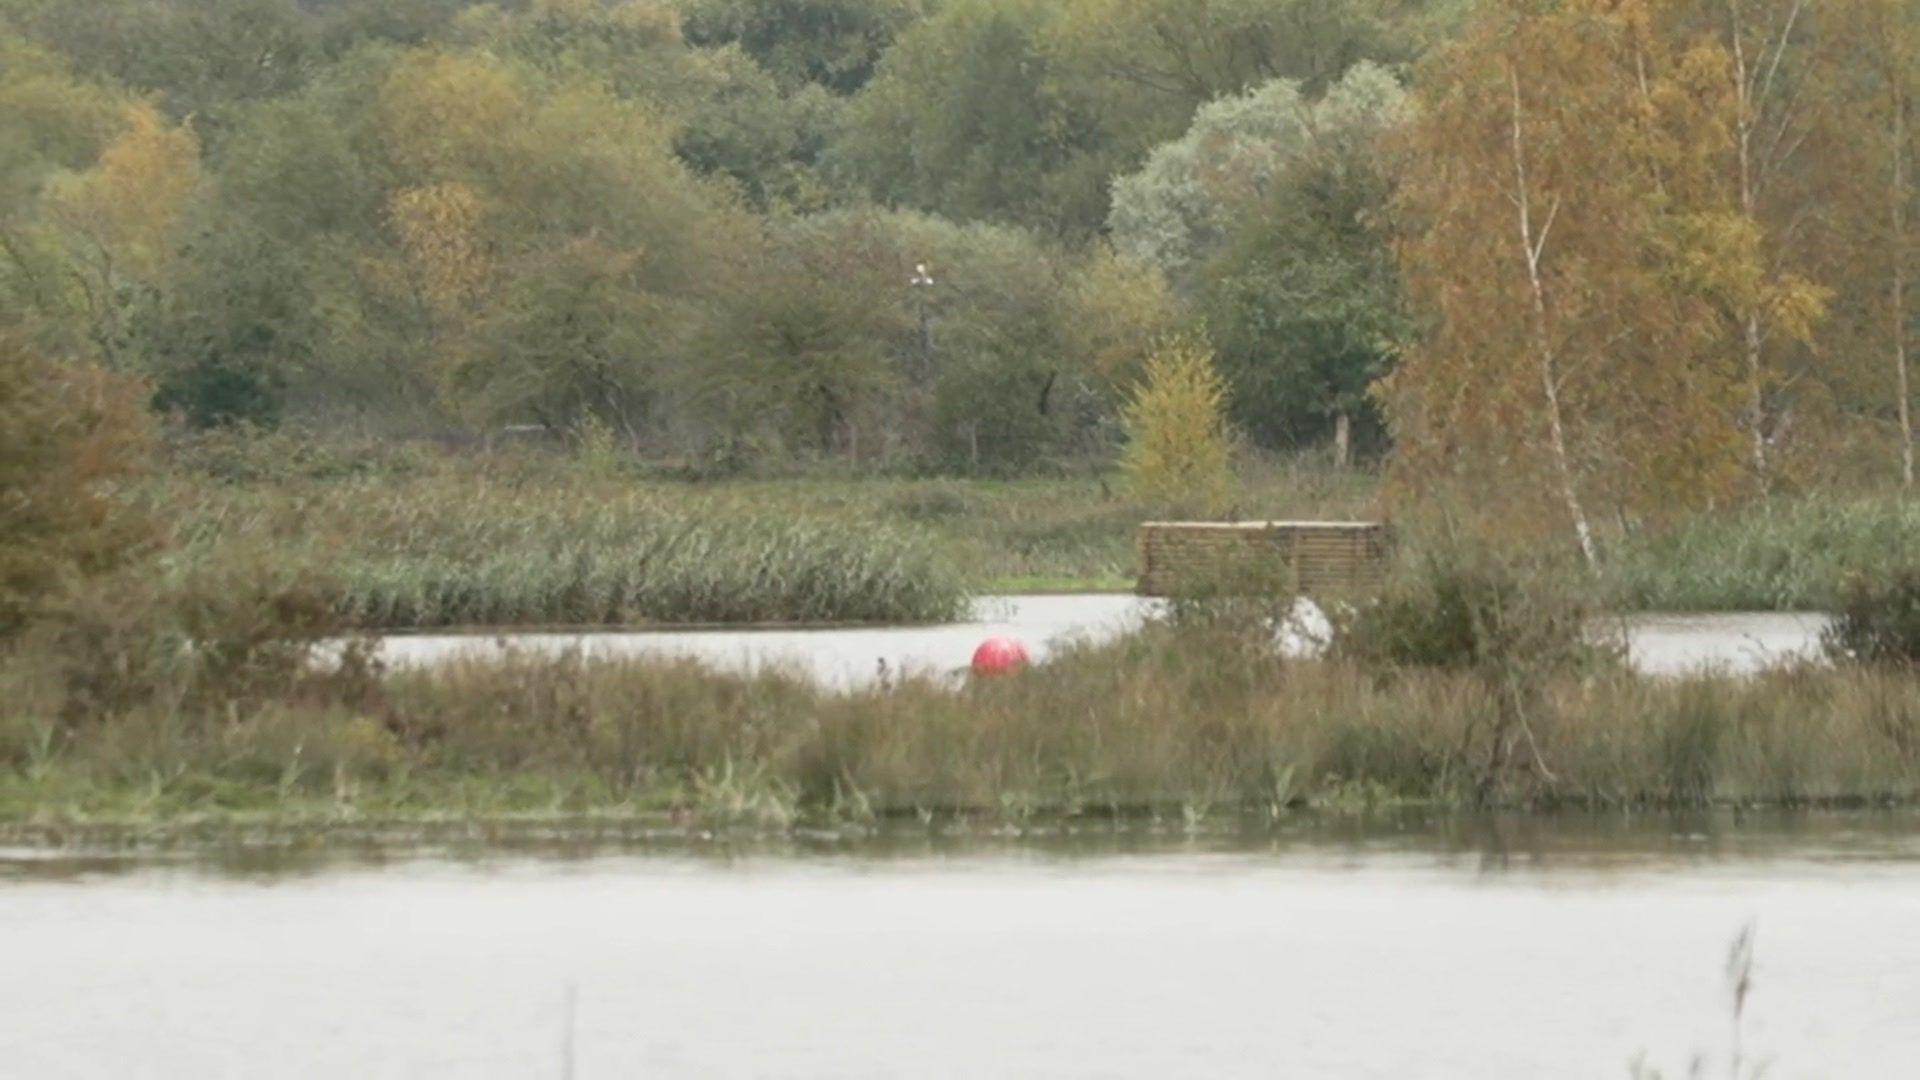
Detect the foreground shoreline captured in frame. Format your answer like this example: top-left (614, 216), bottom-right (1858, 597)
top-left (9, 619), bottom-right (1917, 840)
top-left (9, 802), bottom-right (1920, 860)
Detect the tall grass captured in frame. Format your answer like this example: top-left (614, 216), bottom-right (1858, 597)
top-left (7, 620), bottom-right (1918, 830)
top-left (169, 479), bottom-right (969, 628)
top-left (159, 430), bottom-right (1919, 615)
top-left (1602, 495), bottom-right (1920, 611)
top-left (166, 432), bottom-right (1383, 595)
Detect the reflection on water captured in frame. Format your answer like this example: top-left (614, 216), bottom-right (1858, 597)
top-left (2, 812), bottom-right (1917, 1079)
top-left (5, 808), bottom-right (1918, 883)
top-left (366, 595), bottom-right (1833, 687)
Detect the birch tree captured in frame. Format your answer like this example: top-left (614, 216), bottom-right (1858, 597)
top-left (1820, 0), bottom-right (1917, 488)
top-left (1686, 0), bottom-right (1831, 492)
top-left (1390, 0), bottom-right (1743, 562)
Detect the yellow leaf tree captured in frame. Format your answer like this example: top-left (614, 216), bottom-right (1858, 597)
top-left (44, 102), bottom-right (202, 368)
top-left (1389, 0), bottom-right (1747, 563)
top-left (1122, 332), bottom-right (1235, 513)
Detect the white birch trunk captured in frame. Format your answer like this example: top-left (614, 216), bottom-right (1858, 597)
top-left (1508, 66), bottom-right (1598, 566)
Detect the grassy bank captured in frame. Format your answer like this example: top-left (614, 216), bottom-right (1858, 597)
top-left (6, 622), bottom-right (1918, 834)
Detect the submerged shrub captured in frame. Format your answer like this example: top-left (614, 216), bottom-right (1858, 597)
top-left (1824, 567), bottom-right (1920, 667)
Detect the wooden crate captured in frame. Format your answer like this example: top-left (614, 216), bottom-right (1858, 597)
top-left (1135, 521), bottom-right (1390, 597)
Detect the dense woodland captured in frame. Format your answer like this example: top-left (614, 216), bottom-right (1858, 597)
top-left (0, 0), bottom-right (1913, 540)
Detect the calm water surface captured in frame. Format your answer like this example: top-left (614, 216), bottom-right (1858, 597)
top-left (370, 595), bottom-right (1832, 686)
top-left (3, 814), bottom-right (1916, 1078)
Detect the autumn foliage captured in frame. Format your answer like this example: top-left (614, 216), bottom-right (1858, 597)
top-left (0, 334), bottom-right (154, 635)
top-left (1122, 333), bottom-right (1236, 513)
top-left (1387, 0), bottom-right (1910, 558)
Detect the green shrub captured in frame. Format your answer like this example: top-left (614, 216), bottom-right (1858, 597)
top-left (1334, 544), bottom-right (1606, 673)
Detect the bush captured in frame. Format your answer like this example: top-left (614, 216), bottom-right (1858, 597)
top-left (27, 551), bottom-right (368, 727)
top-left (0, 334), bottom-right (156, 636)
top-left (1823, 568), bottom-right (1920, 667)
top-left (1334, 543), bottom-right (1606, 673)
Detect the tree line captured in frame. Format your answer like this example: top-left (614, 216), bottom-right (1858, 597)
top-left (0, 1), bottom-right (1912, 525)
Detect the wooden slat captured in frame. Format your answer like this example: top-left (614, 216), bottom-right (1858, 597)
top-left (1135, 521), bottom-right (1390, 597)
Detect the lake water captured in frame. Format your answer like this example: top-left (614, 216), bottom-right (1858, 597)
top-left (369, 595), bottom-right (1832, 687)
top-left (3, 814), bottom-right (1916, 1078)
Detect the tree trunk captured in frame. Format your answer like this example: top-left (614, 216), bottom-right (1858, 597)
top-left (1743, 311), bottom-right (1770, 493)
top-left (1730, 4), bottom-right (1771, 493)
top-left (1333, 411), bottom-right (1352, 469)
top-left (1724, 0), bottom-right (1807, 495)
top-left (1508, 66), bottom-right (1599, 567)
top-left (1896, 92), bottom-right (1913, 490)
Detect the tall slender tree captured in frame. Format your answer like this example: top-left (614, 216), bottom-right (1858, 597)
top-left (1391, 0), bottom-right (1744, 561)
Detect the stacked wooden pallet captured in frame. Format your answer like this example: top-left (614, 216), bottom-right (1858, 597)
top-left (1135, 521), bottom-right (1390, 597)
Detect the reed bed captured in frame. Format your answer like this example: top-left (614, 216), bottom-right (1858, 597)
top-left (6, 623), bottom-right (1917, 830)
top-left (164, 434), bottom-right (1383, 595)
top-left (165, 431), bottom-right (1920, 613)
top-left (1602, 495), bottom-right (1920, 611)
top-left (168, 478), bottom-right (969, 628)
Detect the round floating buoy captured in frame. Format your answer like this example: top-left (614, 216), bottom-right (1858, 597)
top-left (971, 636), bottom-right (1029, 676)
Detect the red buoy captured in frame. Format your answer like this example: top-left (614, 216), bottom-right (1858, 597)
top-left (971, 636), bottom-right (1030, 676)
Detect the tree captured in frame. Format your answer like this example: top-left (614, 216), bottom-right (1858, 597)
top-left (368, 50), bottom-right (753, 434)
top-left (1110, 62), bottom-right (1408, 282)
top-left (1111, 63), bottom-right (1409, 458)
top-left (1057, 0), bottom-right (1423, 105)
top-left (0, 331), bottom-right (154, 635)
top-left (669, 44), bottom-right (842, 209)
top-left (1390, 0), bottom-right (1746, 562)
top-left (687, 216), bottom-right (908, 461)
top-left (0, 34), bottom-right (127, 358)
top-left (1, 0), bottom-right (315, 140)
top-left (43, 102), bottom-right (203, 370)
top-left (1108, 77), bottom-right (1314, 281)
top-left (1683, 0), bottom-right (1832, 493)
top-left (1816, 0), bottom-right (1917, 488)
top-left (831, 0), bottom-right (1128, 235)
top-left (1121, 332), bottom-right (1235, 512)
top-left (0, 35), bottom-right (123, 214)
top-left (1197, 71), bottom-right (1409, 459)
top-left (677, 0), bottom-right (927, 94)
top-left (444, 237), bottom-right (670, 436)
top-left (688, 208), bottom-right (1154, 472)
